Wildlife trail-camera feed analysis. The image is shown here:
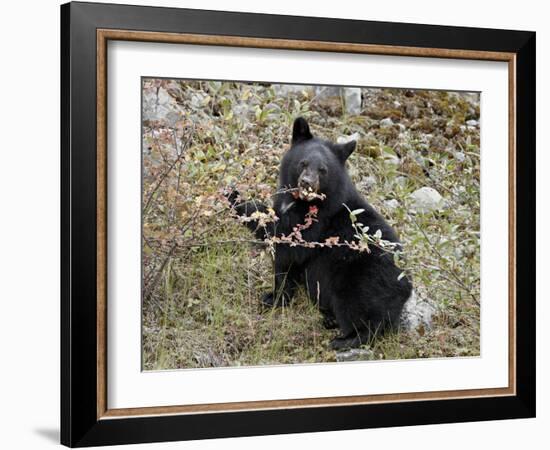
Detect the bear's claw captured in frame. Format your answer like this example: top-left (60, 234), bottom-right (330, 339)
top-left (260, 291), bottom-right (290, 308)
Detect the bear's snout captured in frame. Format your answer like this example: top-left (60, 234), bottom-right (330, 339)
top-left (297, 171), bottom-right (319, 192)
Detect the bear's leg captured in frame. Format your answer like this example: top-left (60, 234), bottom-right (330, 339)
top-left (261, 261), bottom-right (301, 308)
top-left (329, 303), bottom-right (386, 350)
top-left (330, 331), bottom-right (374, 351)
top-left (329, 298), bottom-right (405, 350)
top-left (321, 309), bottom-right (339, 329)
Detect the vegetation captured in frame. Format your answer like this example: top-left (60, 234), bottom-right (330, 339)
top-left (142, 79), bottom-right (480, 370)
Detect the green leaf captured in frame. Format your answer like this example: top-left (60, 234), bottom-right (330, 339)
top-left (381, 146), bottom-right (397, 157)
top-left (260, 107), bottom-right (273, 122)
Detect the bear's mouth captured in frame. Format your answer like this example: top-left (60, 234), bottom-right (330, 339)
top-left (294, 186), bottom-right (326, 202)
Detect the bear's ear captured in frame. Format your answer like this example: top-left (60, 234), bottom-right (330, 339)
top-left (334, 140), bottom-right (356, 162)
top-left (292, 117), bottom-right (313, 143)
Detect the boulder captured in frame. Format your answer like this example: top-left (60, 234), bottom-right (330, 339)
top-left (272, 84), bottom-right (314, 97)
top-left (409, 187), bottom-right (444, 213)
top-left (383, 199), bottom-right (400, 210)
top-left (400, 290), bottom-right (436, 333)
top-left (142, 87), bottom-right (182, 127)
top-left (342, 88), bottom-right (362, 115)
top-left (336, 348), bottom-right (375, 362)
top-left (337, 132), bottom-right (361, 145)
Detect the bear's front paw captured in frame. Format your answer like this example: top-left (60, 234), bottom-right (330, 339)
top-left (330, 336), bottom-right (360, 351)
top-left (261, 292), bottom-right (276, 307)
top-left (322, 315), bottom-right (339, 330)
top-left (260, 291), bottom-right (289, 308)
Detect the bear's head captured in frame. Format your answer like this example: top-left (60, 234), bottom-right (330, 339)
top-left (280, 117), bottom-right (357, 202)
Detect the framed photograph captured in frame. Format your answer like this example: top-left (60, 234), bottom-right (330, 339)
top-left (61, 1), bottom-right (536, 447)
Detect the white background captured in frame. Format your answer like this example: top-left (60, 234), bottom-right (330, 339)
top-left (0, 0), bottom-right (546, 449)
top-left (109, 42), bottom-right (509, 408)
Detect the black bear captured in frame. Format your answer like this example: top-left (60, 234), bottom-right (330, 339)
top-left (228, 117), bottom-right (412, 350)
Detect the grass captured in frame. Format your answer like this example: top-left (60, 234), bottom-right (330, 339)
top-left (141, 80), bottom-right (480, 370)
top-left (143, 226), bottom-right (337, 369)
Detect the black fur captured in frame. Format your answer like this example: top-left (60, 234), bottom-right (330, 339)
top-left (228, 117), bottom-right (412, 350)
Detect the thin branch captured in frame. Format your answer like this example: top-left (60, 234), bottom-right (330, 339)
top-left (410, 215), bottom-right (479, 305)
top-left (142, 124), bottom-right (195, 215)
top-left (143, 242), bottom-right (177, 302)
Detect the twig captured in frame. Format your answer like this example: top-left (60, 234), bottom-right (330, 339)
top-left (410, 216), bottom-right (479, 305)
top-left (170, 128), bottom-right (185, 224)
top-left (142, 241), bottom-right (184, 304)
top-left (142, 124), bottom-right (195, 215)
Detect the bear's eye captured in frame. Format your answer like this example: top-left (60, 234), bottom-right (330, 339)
top-left (319, 166), bottom-right (327, 175)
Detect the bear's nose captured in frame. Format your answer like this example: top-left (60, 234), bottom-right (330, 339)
top-left (299, 175), bottom-right (315, 188)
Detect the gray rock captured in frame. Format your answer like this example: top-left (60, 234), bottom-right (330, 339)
top-left (420, 133), bottom-right (433, 143)
top-left (190, 93), bottom-right (207, 110)
top-left (358, 175), bottom-right (377, 192)
top-left (233, 103), bottom-right (251, 118)
top-left (466, 119), bottom-right (479, 127)
top-left (337, 132), bottom-right (361, 145)
top-left (192, 349), bottom-right (225, 367)
top-left (208, 81), bottom-right (222, 91)
top-left (400, 290), bottom-right (436, 332)
top-left (413, 154), bottom-right (427, 166)
top-left (336, 348), bottom-right (375, 362)
top-left (383, 155), bottom-right (400, 166)
top-left (343, 88), bottom-right (362, 115)
top-left (405, 104), bottom-right (420, 119)
top-left (453, 151), bottom-right (466, 162)
top-left (409, 187), bottom-right (444, 213)
top-left (395, 176), bottom-right (408, 187)
top-left (314, 86), bottom-right (341, 99)
top-left (142, 87), bottom-right (182, 126)
top-left (430, 135), bottom-right (449, 152)
top-left (380, 117), bottom-right (394, 128)
top-left (456, 92), bottom-right (480, 109)
top-left (272, 84), bottom-right (314, 97)
top-left (383, 199), bottom-right (400, 210)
